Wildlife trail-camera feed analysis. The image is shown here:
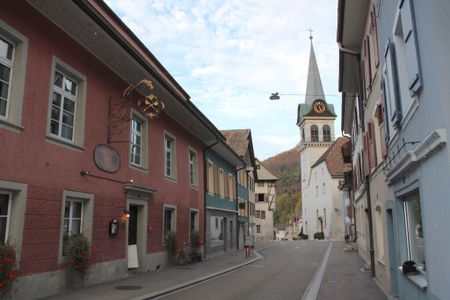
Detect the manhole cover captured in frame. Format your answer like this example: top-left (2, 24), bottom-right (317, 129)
top-left (115, 285), bottom-right (143, 290)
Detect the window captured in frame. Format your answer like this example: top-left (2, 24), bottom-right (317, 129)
top-left (261, 211), bottom-right (266, 220)
top-left (163, 206), bottom-right (176, 241)
top-left (63, 199), bottom-right (83, 238)
top-left (207, 161), bottom-right (214, 194)
top-left (130, 116), bottom-right (142, 166)
top-left (47, 58), bottom-right (86, 149)
top-left (255, 210), bottom-right (261, 218)
top-left (0, 37), bottom-right (13, 119)
top-left (189, 149), bottom-right (198, 187)
top-left (189, 209), bottom-right (199, 241)
top-left (322, 183), bottom-right (326, 195)
top-left (403, 193), bottom-right (425, 271)
top-left (302, 128), bottom-right (305, 142)
top-left (0, 192), bottom-right (11, 245)
top-left (0, 21), bottom-right (28, 131)
top-left (164, 133), bottom-right (176, 179)
top-left (256, 225), bottom-right (261, 234)
top-left (228, 174), bottom-right (235, 200)
top-left (257, 182), bottom-right (264, 187)
top-left (257, 193), bottom-right (265, 202)
top-left (323, 125), bottom-right (331, 142)
top-left (311, 125), bottom-right (319, 142)
top-left (219, 169), bottom-right (224, 197)
top-left (215, 217), bottom-right (219, 229)
top-left (315, 186), bottom-right (318, 197)
top-left (59, 191), bottom-right (93, 261)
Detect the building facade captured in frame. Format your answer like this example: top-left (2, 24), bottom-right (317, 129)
top-left (0, 1), bottom-right (227, 298)
top-left (205, 141), bottom-right (244, 257)
top-left (254, 159), bottom-right (279, 241)
top-left (338, 0), bottom-right (391, 294)
top-left (339, 0), bottom-right (450, 299)
top-left (221, 130), bottom-right (257, 249)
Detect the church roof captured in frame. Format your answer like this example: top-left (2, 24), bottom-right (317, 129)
top-left (305, 42), bottom-right (325, 105)
top-left (297, 40), bottom-right (336, 125)
top-left (256, 159), bottom-right (280, 181)
top-left (311, 137), bottom-right (352, 177)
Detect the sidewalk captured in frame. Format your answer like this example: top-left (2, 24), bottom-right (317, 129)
top-left (48, 242), bottom-right (270, 300)
top-left (315, 242), bottom-right (387, 300)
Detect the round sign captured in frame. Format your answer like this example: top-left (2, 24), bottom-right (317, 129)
top-left (94, 144), bottom-right (121, 173)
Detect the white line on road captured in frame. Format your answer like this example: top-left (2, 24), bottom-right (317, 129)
top-left (300, 242), bottom-right (332, 300)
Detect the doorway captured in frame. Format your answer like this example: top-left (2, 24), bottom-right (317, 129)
top-left (128, 205), bottom-right (139, 269)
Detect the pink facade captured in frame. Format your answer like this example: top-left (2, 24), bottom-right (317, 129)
top-left (0, 0), bottom-right (210, 285)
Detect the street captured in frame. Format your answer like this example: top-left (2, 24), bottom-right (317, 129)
top-left (158, 241), bottom-right (328, 300)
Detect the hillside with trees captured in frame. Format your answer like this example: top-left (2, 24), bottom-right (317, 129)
top-left (262, 146), bottom-right (301, 225)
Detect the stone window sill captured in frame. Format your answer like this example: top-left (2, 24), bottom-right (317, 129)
top-left (398, 266), bottom-right (427, 290)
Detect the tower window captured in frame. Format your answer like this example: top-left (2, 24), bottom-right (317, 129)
top-left (323, 125), bottom-right (331, 142)
top-left (311, 125), bottom-right (319, 142)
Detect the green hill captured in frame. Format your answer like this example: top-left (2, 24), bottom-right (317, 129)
top-left (262, 146), bottom-right (301, 225)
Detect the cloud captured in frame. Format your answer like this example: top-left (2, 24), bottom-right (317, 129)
top-left (105, 0), bottom-right (340, 159)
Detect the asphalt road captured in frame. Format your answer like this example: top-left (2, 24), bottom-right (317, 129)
top-left (158, 240), bottom-right (329, 300)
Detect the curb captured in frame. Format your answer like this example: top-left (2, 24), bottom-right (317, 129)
top-left (131, 250), bottom-right (264, 300)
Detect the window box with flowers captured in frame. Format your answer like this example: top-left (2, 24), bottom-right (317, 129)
top-left (0, 244), bottom-right (17, 299)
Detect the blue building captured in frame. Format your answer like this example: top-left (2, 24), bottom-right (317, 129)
top-left (339, 1), bottom-right (450, 299)
top-left (205, 139), bottom-right (244, 257)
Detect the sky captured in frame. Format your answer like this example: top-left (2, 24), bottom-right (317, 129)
top-left (104, 0), bottom-right (341, 160)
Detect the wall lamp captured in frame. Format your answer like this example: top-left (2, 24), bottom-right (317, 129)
top-left (119, 209), bottom-right (130, 224)
top-left (80, 170), bottom-right (133, 184)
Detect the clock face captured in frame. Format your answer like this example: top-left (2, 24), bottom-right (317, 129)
top-left (313, 101), bottom-right (326, 113)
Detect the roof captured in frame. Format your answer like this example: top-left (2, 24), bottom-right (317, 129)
top-left (255, 159), bottom-right (280, 181)
top-left (305, 41), bottom-right (326, 105)
top-left (221, 129), bottom-right (251, 158)
top-left (311, 137), bottom-right (352, 177)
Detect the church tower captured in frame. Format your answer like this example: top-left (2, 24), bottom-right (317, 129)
top-left (297, 35), bottom-right (337, 236)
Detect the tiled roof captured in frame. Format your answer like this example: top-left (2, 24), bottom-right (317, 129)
top-left (221, 129), bottom-right (250, 158)
top-left (312, 136), bottom-right (352, 177)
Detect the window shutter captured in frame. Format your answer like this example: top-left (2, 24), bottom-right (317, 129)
top-left (369, 121), bottom-right (378, 167)
top-left (363, 133), bottom-right (370, 176)
top-left (384, 40), bottom-right (402, 127)
top-left (399, 0), bottom-right (422, 96)
top-left (370, 6), bottom-right (380, 67)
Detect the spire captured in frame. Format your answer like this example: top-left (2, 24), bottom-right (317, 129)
top-left (304, 37), bottom-right (325, 105)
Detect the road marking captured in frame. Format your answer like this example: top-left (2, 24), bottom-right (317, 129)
top-left (300, 242), bottom-right (332, 300)
top-left (295, 246), bottom-right (300, 249)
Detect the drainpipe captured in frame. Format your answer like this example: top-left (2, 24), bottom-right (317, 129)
top-left (203, 137), bottom-right (219, 259)
top-left (366, 175), bottom-right (376, 278)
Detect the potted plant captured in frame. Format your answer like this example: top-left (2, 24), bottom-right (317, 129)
top-left (190, 231), bottom-right (202, 263)
top-left (64, 234), bottom-right (91, 285)
top-left (165, 232), bottom-right (177, 264)
top-left (0, 244), bottom-right (17, 299)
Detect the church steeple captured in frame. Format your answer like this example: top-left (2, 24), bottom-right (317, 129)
top-left (304, 38), bottom-right (325, 105)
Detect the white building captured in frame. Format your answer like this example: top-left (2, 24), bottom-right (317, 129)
top-left (254, 159), bottom-right (279, 241)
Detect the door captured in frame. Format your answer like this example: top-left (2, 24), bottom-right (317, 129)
top-left (386, 208), bottom-right (399, 296)
top-left (128, 205), bottom-right (139, 269)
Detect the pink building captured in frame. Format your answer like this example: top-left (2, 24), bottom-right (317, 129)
top-left (0, 1), bottom-right (222, 298)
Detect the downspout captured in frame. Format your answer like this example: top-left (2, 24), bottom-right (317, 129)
top-left (366, 175), bottom-right (376, 278)
top-left (203, 137), bottom-right (219, 259)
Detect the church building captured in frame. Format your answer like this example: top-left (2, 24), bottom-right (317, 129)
top-left (297, 36), bottom-right (350, 240)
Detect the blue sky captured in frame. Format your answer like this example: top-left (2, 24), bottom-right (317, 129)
top-left (105, 0), bottom-right (340, 160)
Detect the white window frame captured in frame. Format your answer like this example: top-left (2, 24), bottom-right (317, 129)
top-left (46, 57), bottom-right (86, 151)
top-left (163, 204), bottom-right (176, 243)
top-left (0, 36), bottom-right (14, 120)
top-left (0, 20), bottom-right (28, 132)
top-left (58, 191), bottom-right (93, 263)
top-left (189, 208), bottom-right (199, 241)
top-left (256, 225), bottom-right (261, 234)
top-left (188, 148), bottom-right (199, 187)
top-left (164, 132), bottom-right (177, 180)
top-left (0, 191), bottom-right (12, 245)
top-left (403, 192), bottom-right (425, 272)
top-left (130, 111), bottom-right (148, 169)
